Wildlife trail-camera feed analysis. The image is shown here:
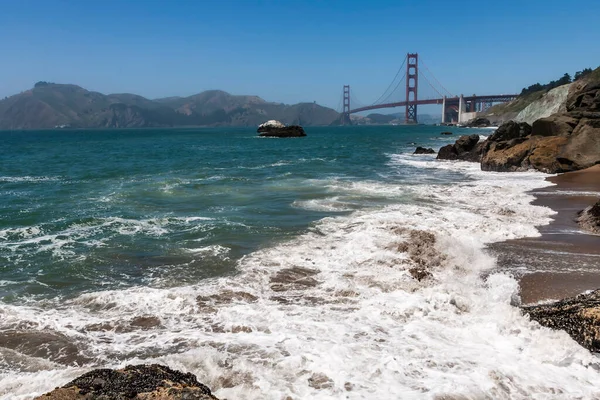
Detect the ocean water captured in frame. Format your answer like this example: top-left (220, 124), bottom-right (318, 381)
top-left (0, 126), bottom-right (598, 399)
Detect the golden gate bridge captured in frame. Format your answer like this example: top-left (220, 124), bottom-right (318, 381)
top-left (340, 53), bottom-right (517, 124)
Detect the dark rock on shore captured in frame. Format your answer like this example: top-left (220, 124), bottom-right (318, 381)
top-left (480, 75), bottom-right (600, 173)
top-left (480, 121), bottom-right (536, 172)
top-left (577, 199), bottom-right (600, 234)
top-left (257, 120), bottom-right (306, 137)
top-left (36, 364), bottom-right (220, 399)
top-left (522, 290), bottom-right (600, 353)
top-left (464, 117), bottom-right (491, 128)
top-left (437, 134), bottom-right (484, 162)
top-left (413, 146), bottom-right (435, 154)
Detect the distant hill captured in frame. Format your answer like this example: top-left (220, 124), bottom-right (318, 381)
top-left (0, 83), bottom-right (340, 129)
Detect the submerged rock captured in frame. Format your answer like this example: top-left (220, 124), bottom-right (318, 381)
top-left (522, 290), bottom-right (600, 353)
top-left (577, 199), bottom-right (600, 234)
top-left (36, 364), bottom-right (220, 399)
top-left (440, 131), bottom-right (453, 135)
top-left (413, 146), bottom-right (435, 154)
top-left (257, 120), bottom-right (306, 137)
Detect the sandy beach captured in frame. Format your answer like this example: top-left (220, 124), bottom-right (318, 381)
top-left (491, 165), bottom-right (600, 304)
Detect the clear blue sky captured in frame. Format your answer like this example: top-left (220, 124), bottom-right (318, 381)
top-left (1, 0), bottom-right (598, 111)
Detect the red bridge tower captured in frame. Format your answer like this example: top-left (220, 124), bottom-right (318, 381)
top-left (405, 53), bottom-right (419, 124)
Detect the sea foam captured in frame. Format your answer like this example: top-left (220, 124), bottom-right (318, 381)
top-left (1, 158), bottom-right (599, 400)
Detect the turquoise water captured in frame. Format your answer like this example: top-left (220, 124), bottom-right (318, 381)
top-left (0, 126), bottom-right (463, 301)
top-left (3, 126), bottom-right (599, 399)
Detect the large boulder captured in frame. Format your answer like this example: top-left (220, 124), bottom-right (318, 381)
top-left (577, 199), bottom-right (600, 234)
top-left (36, 364), bottom-right (220, 400)
top-left (437, 134), bottom-right (485, 162)
top-left (522, 289), bottom-right (600, 352)
top-left (257, 120), bottom-right (306, 137)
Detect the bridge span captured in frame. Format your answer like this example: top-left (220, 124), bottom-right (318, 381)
top-left (341, 53), bottom-right (518, 124)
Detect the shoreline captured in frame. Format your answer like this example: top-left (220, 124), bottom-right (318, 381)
top-left (490, 165), bottom-right (600, 304)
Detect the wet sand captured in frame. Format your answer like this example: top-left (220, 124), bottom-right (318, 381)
top-left (489, 165), bottom-right (600, 304)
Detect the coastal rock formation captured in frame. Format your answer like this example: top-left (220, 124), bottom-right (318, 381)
top-left (464, 117), bottom-right (491, 128)
top-left (413, 146), bottom-right (435, 154)
top-left (437, 134), bottom-right (484, 162)
top-left (36, 364), bottom-right (220, 400)
top-left (480, 121), bottom-right (535, 172)
top-left (257, 119), bottom-right (285, 132)
top-left (514, 84), bottom-right (571, 125)
top-left (522, 290), bottom-right (600, 353)
top-left (577, 199), bottom-right (600, 234)
top-left (257, 120), bottom-right (306, 137)
top-left (479, 74), bottom-right (600, 173)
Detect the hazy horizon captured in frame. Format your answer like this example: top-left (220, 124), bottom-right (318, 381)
top-left (1, 0), bottom-right (599, 111)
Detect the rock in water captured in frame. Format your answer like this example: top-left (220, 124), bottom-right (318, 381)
top-left (36, 364), bottom-right (221, 399)
top-left (437, 134), bottom-right (484, 162)
top-left (522, 290), bottom-right (600, 352)
top-left (257, 120), bottom-right (306, 137)
top-left (577, 199), bottom-right (600, 234)
top-left (257, 119), bottom-right (285, 132)
top-left (440, 131), bottom-right (453, 135)
top-left (413, 146), bottom-right (436, 154)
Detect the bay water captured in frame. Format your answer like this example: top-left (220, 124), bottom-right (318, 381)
top-left (1, 126), bottom-right (598, 399)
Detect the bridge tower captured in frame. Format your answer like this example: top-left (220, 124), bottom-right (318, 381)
top-left (405, 53), bottom-right (419, 124)
top-left (342, 85), bottom-right (351, 125)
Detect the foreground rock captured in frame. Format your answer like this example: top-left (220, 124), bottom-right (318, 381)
top-left (257, 120), bottom-right (306, 137)
top-left (577, 199), bottom-right (600, 234)
top-left (437, 134), bottom-right (484, 162)
top-left (522, 290), bottom-right (600, 353)
top-left (36, 364), bottom-right (220, 400)
top-left (413, 146), bottom-right (435, 154)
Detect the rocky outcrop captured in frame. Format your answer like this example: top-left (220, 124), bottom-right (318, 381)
top-left (413, 146), bottom-right (435, 154)
top-left (522, 290), bottom-right (600, 353)
top-left (479, 76), bottom-right (600, 173)
top-left (437, 134), bottom-right (484, 162)
top-left (464, 117), bottom-right (491, 128)
top-left (258, 120), bottom-right (306, 137)
top-left (36, 364), bottom-right (220, 400)
top-left (514, 84), bottom-right (571, 125)
top-left (577, 199), bottom-right (600, 234)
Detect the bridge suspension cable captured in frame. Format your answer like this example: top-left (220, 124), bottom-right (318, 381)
top-left (419, 73), bottom-right (444, 100)
top-left (371, 55), bottom-right (408, 106)
top-left (349, 88), bottom-right (367, 109)
top-left (420, 59), bottom-right (455, 98)
top-left (377, 74), bottom-right (406, 105)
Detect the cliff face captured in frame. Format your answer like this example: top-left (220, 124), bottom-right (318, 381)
top-left (514, 84), bottom-right (571, 125)
top-left (0, 84), bottom-right (340, 129)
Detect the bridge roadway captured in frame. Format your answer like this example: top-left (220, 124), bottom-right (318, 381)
top-left (349, 94), bottom-right (518, 114)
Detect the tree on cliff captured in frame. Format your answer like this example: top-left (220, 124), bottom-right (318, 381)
top-left (574, 68), bottom-right (593, 81)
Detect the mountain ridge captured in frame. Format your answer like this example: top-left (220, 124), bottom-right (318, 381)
top-left (0, 83), bottom-right (340, 129)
